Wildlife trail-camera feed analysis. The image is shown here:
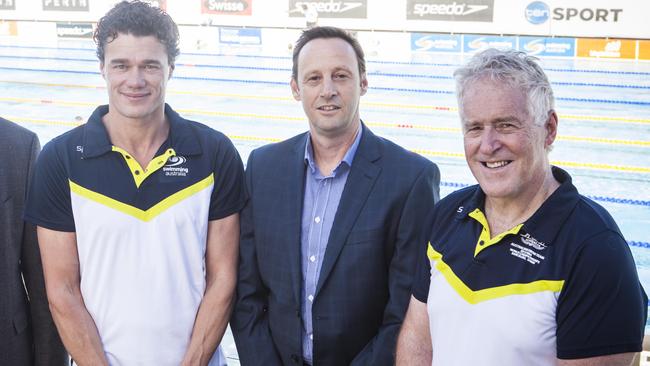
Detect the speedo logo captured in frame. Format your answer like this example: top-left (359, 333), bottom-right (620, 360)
top-left (413, 2), bottom-right (488, 17)
top-left (163, 156), bottom-right (188, 177)
top-left (292, 1), bottom-right (363, 14)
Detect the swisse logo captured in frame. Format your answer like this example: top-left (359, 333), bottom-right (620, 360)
top-left (407, 0), bottom-right (494, 22)
top-left (525, 1), bottom-right (549, 24)
top-left (205, 0), bottom-right (247, 12)
top-left (413, 2), bottom-right (487, 17)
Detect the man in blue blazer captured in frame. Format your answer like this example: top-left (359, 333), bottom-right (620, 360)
top-left (231, 27), bottom-right (440, 366)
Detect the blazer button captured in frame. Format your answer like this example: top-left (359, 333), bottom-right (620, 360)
top-left (290, 354), bottom-right (300, 363)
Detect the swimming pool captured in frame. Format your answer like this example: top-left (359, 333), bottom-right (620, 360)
top-left (1, 40), bottom-right (649, 360)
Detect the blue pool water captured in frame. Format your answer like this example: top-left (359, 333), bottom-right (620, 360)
top-left (1, 41), bottom-right (649, 359)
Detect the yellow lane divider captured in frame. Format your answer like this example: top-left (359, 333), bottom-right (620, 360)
top-left (8, 116), bottom-right (650, 174)
top-left (4, 97), bottom-right (649, 147)
top-left (2, 79), bottom-right (649, 125)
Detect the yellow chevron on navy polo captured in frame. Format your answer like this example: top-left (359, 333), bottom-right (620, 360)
top-left (24, 104), bottom-right (246, 366)
top-left (68, 174), bottom-right (214, 222)
top-left (426, 243), bottom-right (564, 305)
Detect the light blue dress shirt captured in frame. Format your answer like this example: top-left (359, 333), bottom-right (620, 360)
top-left (300, 127), bottom-right (362, 364)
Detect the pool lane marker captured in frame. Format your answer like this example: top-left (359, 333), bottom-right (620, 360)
top-left (3, 97), bottom-right (650, 148)
top-left (7, 116), bottom-right (650, 175)
top-left (1, 81), bottom-right (649, 125)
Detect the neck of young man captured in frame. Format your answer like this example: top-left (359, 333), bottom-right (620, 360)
top-left (310, 119), bottom-right (360, 177)
top-left (484, 166), bottom-right (560, 236)
top-left (103, 107), bottom-right (170, 170)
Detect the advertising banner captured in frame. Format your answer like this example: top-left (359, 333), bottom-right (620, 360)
top-left (463, 34), bottom-right (516, 53)
top-left (514, 0), bottom-right (650, 39)
top-left (219, 27), bottom-right (261, 45)
top-left (0, 0), bottom-right (15, 10)
top-left (411, 33), bottom-right (461, 53)
top-left (202, 0), bottom-right (252, 15)
top-left (0, 21), bottom-right (17, 36)
top-left (406, 0), bottom-right (494, 22)
top-left (518, 36), bottom-right (575, 57)
top-left (56, 22), bottom-right (93, 38)
top-left (576, 38), bottom-right (635, 59)
top-left (42, 0), bottom-right (89, 11)
top-left (638, 40), bottom-right (650, 61)
top-left (288, 0), bottom-right (367, 19)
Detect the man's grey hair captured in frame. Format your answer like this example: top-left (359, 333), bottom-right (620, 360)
top-left (454, 48), bottom-right (555, 127)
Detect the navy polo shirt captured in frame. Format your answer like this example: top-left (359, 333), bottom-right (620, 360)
top-left (413, 167), bottom-right (647, 364)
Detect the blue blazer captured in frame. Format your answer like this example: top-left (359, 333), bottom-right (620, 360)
top-left (231, 124), bottom-right (440, 366)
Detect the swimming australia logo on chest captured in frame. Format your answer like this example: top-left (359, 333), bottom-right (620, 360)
top-left (509, 233), bottom-right (547, 265)
top-left (163, 156), bottom-right (189, 177)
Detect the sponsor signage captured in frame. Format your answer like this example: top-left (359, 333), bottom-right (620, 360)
top-left (406, 0), bottom-right (494, 22)
top-left (202, 0), bottom-right (252, 15)
top-left (43, 0), bottom-right (89, 11)
top-left (0, 21), bottom-right (17, 35)
top-left (524, 2), bottom-right (622, 25)
top-left (57, 22), bottom-right (93, 38)
top-left (288, 0), bottom-right (367, 19)
top-left (576, 38), bottom-right (635, 59)
top-left (411, 33), bottom-right (461, 53)
top-left (463, 35), bottom-right (516, 53)
top-left (518, 36), bottom-right (575, 57)
top-left (0, 0), bottom-right (15, 10)
top-left (219, 27), bottom-right (261, 45)
top-left (638, 40), bottom-right (650, 61)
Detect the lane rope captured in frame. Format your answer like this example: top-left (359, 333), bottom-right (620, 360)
top-left (8, 115), bottom-right (650, 174)
top-left (1, 66), bottom-right (649, 106)
top-left (3, 44), bottom-right (650, 76)
top-left (4, 97), bottom-right (650, 147)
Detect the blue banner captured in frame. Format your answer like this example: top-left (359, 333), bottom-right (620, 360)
top-left (462, 35), bottom-right (516, 53)
top-left (411, 33), bottom-right (461, 53)
top-left (518, 36), bottom-right (575, 57)
top-left (218, 27), bottom-right (262, 45)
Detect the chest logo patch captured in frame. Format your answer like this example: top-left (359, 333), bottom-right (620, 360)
top-left (509, 233), bottom-right (547, 265)
top-left (163, 156), bottom-right (189, 177)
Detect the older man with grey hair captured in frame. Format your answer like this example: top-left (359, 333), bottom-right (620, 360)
top-left (396, 48), bottom-right (647, 365)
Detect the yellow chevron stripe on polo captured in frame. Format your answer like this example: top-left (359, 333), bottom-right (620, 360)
top-left (427, 243), bottom-right (564, 304)
top-left (69, 174), bottom-right (214, 222)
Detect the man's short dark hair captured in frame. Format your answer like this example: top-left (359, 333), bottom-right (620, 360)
top-left (291, 26), bottom-right (366, 80)
top-left (94, 0), bottom-right (180, 66)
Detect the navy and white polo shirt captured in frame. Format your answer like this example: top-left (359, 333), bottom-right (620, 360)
top-left (25, 104), bottom-right (246, 365)
top-left (413, 167), bottom-right (647, 365)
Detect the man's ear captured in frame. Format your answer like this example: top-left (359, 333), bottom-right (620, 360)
top-left (169, 64), bottom-right (175, 79)
top-left (100, 62), bottom-right (105, 79)
top-left (360, 73), bottom-right (368, 96)
top-left (544, 110), bottom-right (558, 148)
top-left (290, 78), bottom-right (301, 101)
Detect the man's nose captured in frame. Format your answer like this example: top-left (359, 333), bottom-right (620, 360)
top-left (319, 77), bottom-right (337, 98)
top-left (479, 126), bottom-right (502, 154)
top-left (125, 67), bottom-right (146, 88)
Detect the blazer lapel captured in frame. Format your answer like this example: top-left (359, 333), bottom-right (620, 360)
top-left (315, 125), bottom-right (381, 296)
top-left (286, 133), bottom-right (309, 305)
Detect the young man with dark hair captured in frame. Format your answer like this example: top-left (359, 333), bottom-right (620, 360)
top-left (231, 26), bottom-right (440, 366)
top-left (24, 2), bottom-right (245, 365)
